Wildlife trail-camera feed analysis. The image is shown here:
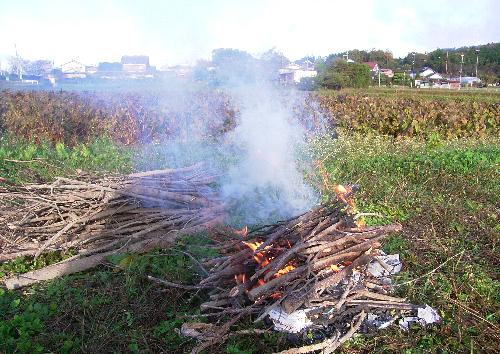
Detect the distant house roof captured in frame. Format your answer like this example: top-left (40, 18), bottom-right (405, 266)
top-left (428, 73), bottom-right (443, 80)
top-left (61, 60), bottom-right (86, 73)
top-left (121, 55), bottom-right (149, 65)
top-left (364, 62), bottom-right (378, 70)
top-left (420, 68), bottom-right (435, 77)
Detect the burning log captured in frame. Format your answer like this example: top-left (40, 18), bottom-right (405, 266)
top-left (182, 184), bottom-right (420, 353)
top-left (0, 163), bottom-right (224, 289)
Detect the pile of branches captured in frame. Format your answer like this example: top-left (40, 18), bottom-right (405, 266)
top-left (184, 186), bottom-right (410, 353)
top-left (0, 163), bottom-right (224, 289)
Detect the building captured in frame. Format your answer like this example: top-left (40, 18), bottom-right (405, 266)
top-left (419, 67), bottom-right (435, 78)
top-left (364, 62), bottom-right (379, 73)
top-left (61, 60), bottom-right (86, 78)
top-left (279, 63), bottom-right (317, 85)
top-left (121, 55), bottom-right (149, 72)
top-left (380, 68), bottom-right (394, 78)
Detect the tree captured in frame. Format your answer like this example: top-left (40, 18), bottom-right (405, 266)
top-left (211, 48), bottom-right (258, 85)
top-left (316, 59), bottom-right (371, 89)
top-left (260, 48), bottom-right (289, 81)
top-left (392, 72), bottom-right (411, 86)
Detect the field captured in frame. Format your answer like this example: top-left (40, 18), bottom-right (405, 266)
top-left (0, 87), bottom-right (499, 353)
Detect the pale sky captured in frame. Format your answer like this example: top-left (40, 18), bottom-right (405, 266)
top-left (0, 0), bottom-right (498, 67)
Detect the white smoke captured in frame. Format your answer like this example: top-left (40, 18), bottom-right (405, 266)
top-left (221, 84), bottom-right (318, 224)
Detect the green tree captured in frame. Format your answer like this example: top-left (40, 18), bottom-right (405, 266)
top-left (316, 60), bottom-right (371, 89)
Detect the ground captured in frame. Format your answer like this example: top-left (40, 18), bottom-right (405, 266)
top-left (0, 88), bottom-right (499, 353)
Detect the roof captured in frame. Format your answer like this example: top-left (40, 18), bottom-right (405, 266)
top-left (61, 59), bottom-right (85, 67)
top-left (420, 68), bottom-right (435, 77)
top-left (121, 56), bottom-right (149, 65)
top-left (364, 62), bottom-right (378, 69)
top-left (428, 73), bottom-right (443, 80)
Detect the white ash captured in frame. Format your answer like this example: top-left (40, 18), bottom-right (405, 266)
top-left (268, 254), bottom-right (439, 335)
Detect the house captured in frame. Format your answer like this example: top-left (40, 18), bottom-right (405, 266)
top-left (380, 68), bottom-right (394, 78)
top-left (61, 60), bottom-right (86, 78)
top-left (419, 67), bottom-right (435, 78)
top-left (121, 55), bottom-right (149, 72)
top-left (364, 62), bottom-right (379, 73)
top-left (278, 63), bottom-right (317, 85)
top-left (61, 60), bottom-right (86, 74)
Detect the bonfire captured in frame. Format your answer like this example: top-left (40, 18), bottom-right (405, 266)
top-left (170, 183), bottom-right (421, 353)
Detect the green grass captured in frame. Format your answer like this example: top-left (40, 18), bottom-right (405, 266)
top-left (310, 133), bottom-right (499, 352)
top-left (0, 136), bottom-right (133, 183)
top-left (1, 132), bottom-right (499, 353)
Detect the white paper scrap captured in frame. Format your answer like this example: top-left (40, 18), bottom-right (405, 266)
top-left (367, 254), bottom-right (402, 277)
top-left (399, 304), bottom-right (441, 330)
top-left (268, 306), bottom-right (313, 333)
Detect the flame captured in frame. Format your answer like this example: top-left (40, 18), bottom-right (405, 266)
top-left (240, 240), bottom-right (295, 295)
top-left (253, 253), bottom-right (270, 268)
top-left (275, 264), bottom-right (295, 277)
top-left (330, 264), bottom-right (340, 272)
top-left (242, 241), bottom-right (271, 268)
top-left (242, 241), bottom-right (263, 251)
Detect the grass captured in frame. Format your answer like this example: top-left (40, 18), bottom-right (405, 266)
top-left (0, 136), bottom-right (133, 184)
top-left (1, 133), bottom-right (499, 353)
top-left (310, 133), bottom-right (499, 352)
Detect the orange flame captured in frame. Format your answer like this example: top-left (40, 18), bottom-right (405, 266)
top-left (330, 264), bottom-right (340, 272)
top-left (242, 241), bottom-right (263, 251)
top-left (275, 264), bottom-right (296, 277)
top-left (253, 253), bottom-right (270, 268)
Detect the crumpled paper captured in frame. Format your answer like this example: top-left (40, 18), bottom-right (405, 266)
top-left (367, 253), bottom-right (402, 277)
top-left (399, 304), bottom-right (441, 330)
top-left (268, 305), bottom-right (313, 333)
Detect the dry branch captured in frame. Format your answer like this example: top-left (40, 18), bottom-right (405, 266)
top-left (1, 163), bottom-right (224, 288)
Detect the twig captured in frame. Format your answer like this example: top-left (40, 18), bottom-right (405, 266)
top-left (394, 250), bottom-right (465, 287)
top-left (146, 275), bottom-right (210, 290)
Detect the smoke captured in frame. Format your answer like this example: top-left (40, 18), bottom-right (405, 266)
top-left (220, 83), bottom-right (318, 225)
top-left (98, 53), bottom-right (324, 225)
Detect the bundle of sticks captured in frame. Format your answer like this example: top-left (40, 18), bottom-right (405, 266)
top-left (0, 163), bottom-right (224, 289)
top-left (187, 186), bottom-right (409, 353)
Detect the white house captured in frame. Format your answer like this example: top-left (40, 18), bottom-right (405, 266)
top-left (61, 60), bottom-right (86, 78)
top-left (61, 60), bottom-right (86, 73)
top-left (419, 68), bottom-right (436, 78)
top-left (279, 64), bottom-right (317, 85)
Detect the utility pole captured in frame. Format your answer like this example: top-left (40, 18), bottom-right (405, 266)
top-left (475, 49), bottom-right (480, 78)
top-left (459, 53), bottom-right (464, 90)
top-left (445, 51), bottom-right (449, 75)
top-left (378, 69), bottom-right (381, 87)
top-left (411, 52), bottom-right (416, 88)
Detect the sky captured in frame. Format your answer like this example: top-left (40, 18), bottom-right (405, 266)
top-left (0, 0), bottom-right (498, 68)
